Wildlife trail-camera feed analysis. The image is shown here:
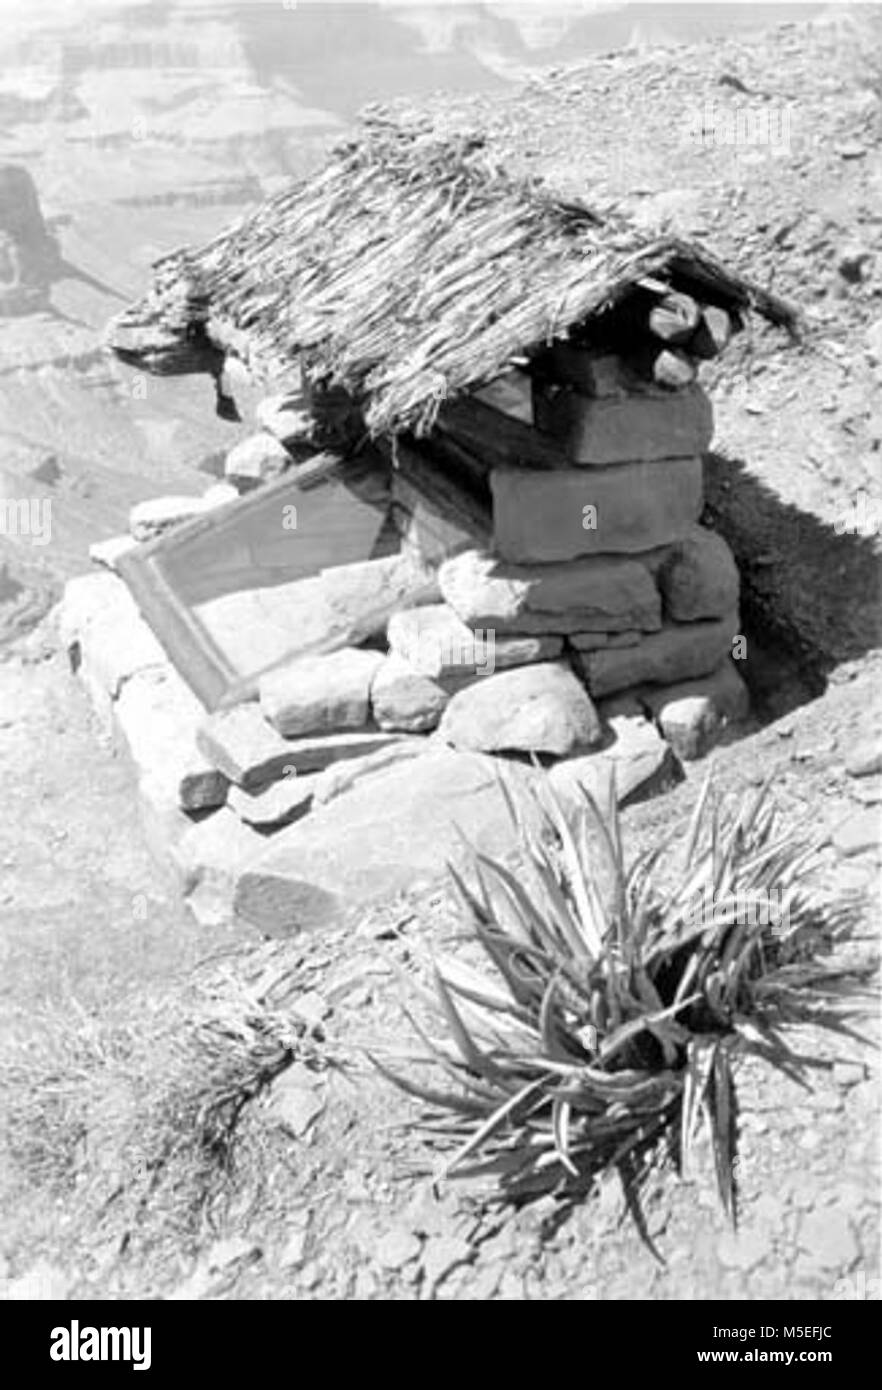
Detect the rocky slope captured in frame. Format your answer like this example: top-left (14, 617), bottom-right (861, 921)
top-left (0, 8), bottom-right (879, 1303)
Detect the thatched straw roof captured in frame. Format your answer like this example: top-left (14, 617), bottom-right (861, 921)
top-left (109, 115), bottom-right (799, 437)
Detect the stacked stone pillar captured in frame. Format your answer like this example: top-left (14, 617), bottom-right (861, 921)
top-left (374, 310), bottom-right (749, 761)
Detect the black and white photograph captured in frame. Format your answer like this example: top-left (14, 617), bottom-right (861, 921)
top-left (0, 0), bottom-right (879, 1332)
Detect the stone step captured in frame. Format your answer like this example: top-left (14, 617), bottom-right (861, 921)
top-left (233, 750), bottom-right (545, 936)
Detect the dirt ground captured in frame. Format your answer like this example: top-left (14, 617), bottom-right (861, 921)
top-left (0, 12), bottom-right (880, 1300)
top-left (0, 633), bottom-right (878, 1302)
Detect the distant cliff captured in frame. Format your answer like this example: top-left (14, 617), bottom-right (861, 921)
top-left (0, 165), bottom-right (59, 316)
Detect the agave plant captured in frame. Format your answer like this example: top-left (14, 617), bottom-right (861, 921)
top-left (374, 768), bottom-right (867, 1218)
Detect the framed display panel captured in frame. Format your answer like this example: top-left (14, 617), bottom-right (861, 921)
top-left (117, 449), bottom-right (409, 711)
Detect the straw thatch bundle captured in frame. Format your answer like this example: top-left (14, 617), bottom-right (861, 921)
top-left (109, 115), bottom-right (798, 437)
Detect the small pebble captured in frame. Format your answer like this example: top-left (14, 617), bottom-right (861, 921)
top-left (833, 1061), bottom-right (866, 1089)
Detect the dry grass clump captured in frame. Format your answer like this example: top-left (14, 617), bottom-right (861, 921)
top-left (0, 998), bottom-right (137, 1192)
top-left (106, 946), bottom-right (338, 1256)
top-left (376, 771), bottom-right (867, 1215)
top-left (0, 947), bottom-right (331, 1272)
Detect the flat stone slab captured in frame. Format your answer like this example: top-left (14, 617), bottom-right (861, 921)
top-left (198, 703), bottom-right (295, 790)
top-left (439, 549), bottom-right (661, 634)
top-left (260, 647), bottom-right (384, 737)
top-left (439, 661), bottom-right (601, 757)
top-left (387, 602), bottom-right (561, 679)
top-left (533, 382), bottom-right (713, 464)
top-left (199, 702), bottom-right (403, 787)
top-left (58, 572), bottom-right (167, 709)
top-left (491, 456), bottom-right (704, 563)
top-left (59, 574), bottom-right (230, 814)
top-left (194, 553), bottom-right (438, 682)
top-left (574, 613), bottom-right (739, 698)
top-left (233, 749), bottom-right (543, 935)
top-left (116, 667), bottom-right (229, 814)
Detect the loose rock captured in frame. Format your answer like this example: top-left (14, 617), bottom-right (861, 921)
top-left (832, 809), bottom-right (879, 858)
top-left (641, 661), bottom-right (750, 760)
top-left (549, 713), bottom-right (679, 810)
top-left (439, 661), bottom-right (601, 756)
top-left (224, 432), bottom-right (290, 488)
top-left (375, 1228), bottom-right (422, 1271)
top-left (797, 1205), bottom-right (860, 1271)
top-left (370, 653), bottom-right (451, 733)
top-left (844, 738), bottom-right (882, 778)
